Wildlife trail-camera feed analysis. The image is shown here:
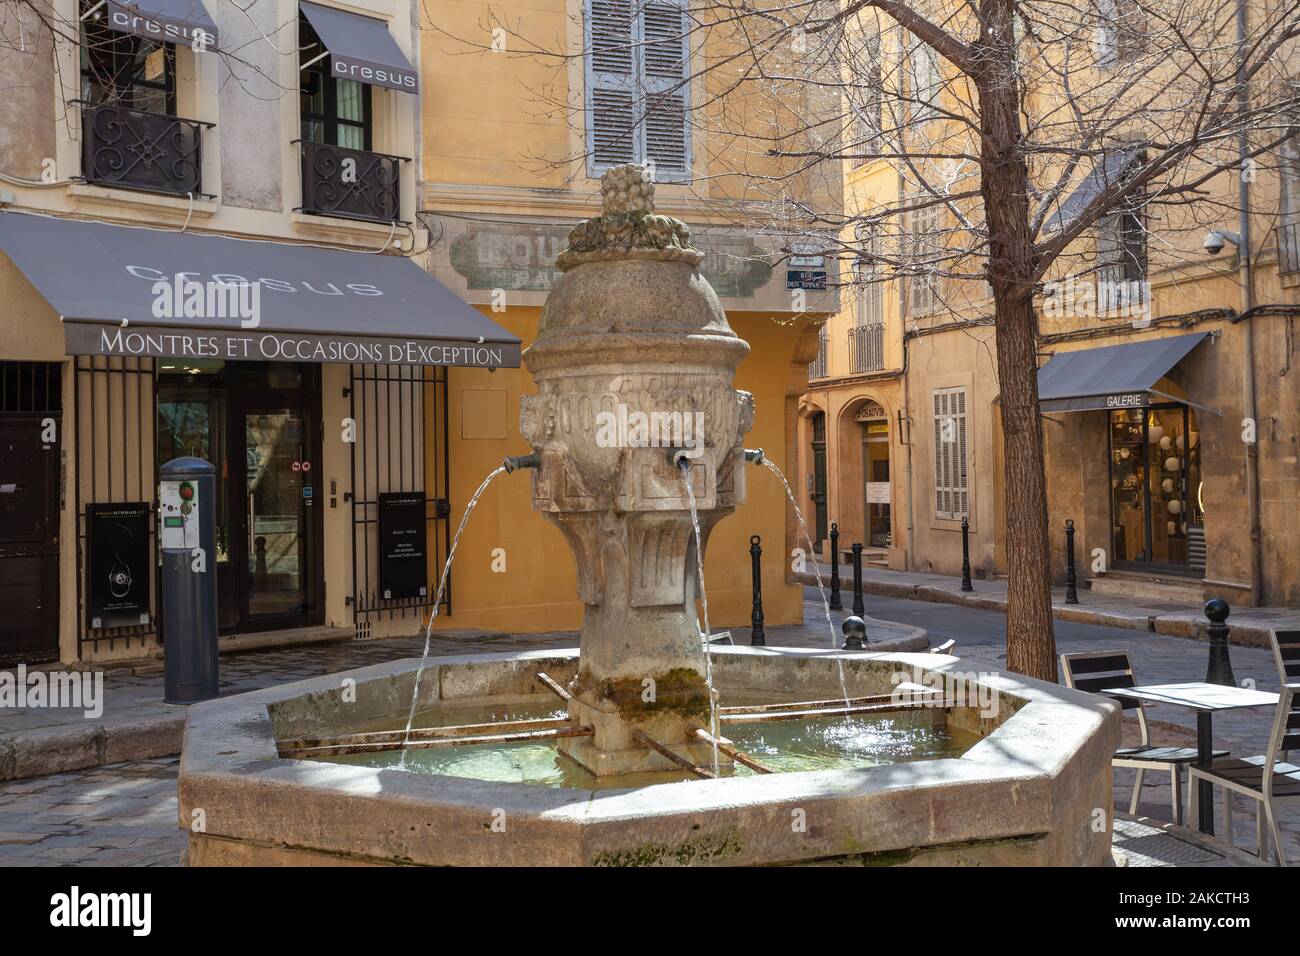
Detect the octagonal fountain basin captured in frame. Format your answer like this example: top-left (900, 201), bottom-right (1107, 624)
top-left (178, 647), bottom-right (1120, 867)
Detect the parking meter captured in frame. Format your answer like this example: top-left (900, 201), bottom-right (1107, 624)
top-left (159, 457), bottom-right (219, 704)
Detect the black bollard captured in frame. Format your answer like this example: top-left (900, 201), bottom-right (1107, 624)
top-left (828, 522), bottom-right (843, 610)
top-left (841, 615), bottom-right (867, 650)
top-left (1204, 599), bottom-right (1236, 687)
top-left (1064, 519), bottom-right (1079, 605)
top-left (960, 516), bottom-right (973, 592)
top-left (749, 534), bottom-right (765, 646)
top-left (851, 542), bottom-right (865, 617)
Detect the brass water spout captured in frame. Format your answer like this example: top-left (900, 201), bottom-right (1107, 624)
top-left (668, 448), bottom-right (693, 470)
top-left (744, 448), bottom-right (765, 465)
top-left (503, 452), bottom-right (541, 473)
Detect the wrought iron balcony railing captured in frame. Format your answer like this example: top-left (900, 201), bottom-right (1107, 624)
top-left (297, 141), bottom-right (407, 224)
top-left (78, 103), bottom-right (211, 198)
top-left (1281, 219), bottom-right (1300, 276)
top-left (849, 323), bottom-right (885, 373)
top-left (808, 332), bottom-right (829, 380)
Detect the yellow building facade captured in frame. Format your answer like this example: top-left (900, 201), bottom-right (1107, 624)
top-left (800, 5), bottom-right (1300, 607)
top-left (418, 0), bottom-right (835, 635)
top-left (0, 0), bottom-right (830, 666)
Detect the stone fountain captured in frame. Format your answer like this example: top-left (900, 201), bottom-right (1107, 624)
top-left (514, 164), bottom-right (751, 775)
top-left (176, 166), bottom-right (1121, 867)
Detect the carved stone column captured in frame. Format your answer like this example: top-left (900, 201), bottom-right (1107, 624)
top-left (520, 165), bottom-right (754, 775)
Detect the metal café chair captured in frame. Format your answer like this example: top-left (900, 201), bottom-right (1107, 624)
top-left (1270, 629), bottom-right (1300, 760)
top-left (1060, 650), bottom-right (1227, 825)
top-left (1188, 684), bottom-right (1300, 865)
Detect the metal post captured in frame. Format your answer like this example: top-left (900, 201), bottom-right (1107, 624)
top-left (1204, 598), bottom-right (1236, 687)
top-left (960, 515), bottom-right (973, 592)
top-left (828, 522), bottom-right (842, 610)
top-left (749, 534), bottom-right (765, 646)
top-left (1064, 519), bottom-right (1079, 605)
top-left (841, 615), bottom-right (867, 650)
top-left (851, 542), bottom-right (865, 617)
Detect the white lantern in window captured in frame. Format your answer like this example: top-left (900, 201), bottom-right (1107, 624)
top-left (1161, 478), bottom-right (1174, 493)
top-left (1159, 435), bottom-right (1172, 450)
top-left (1165, 456), bottom-right (1180, 472)
top-left (1167, 499), bottom-right (1182, 514)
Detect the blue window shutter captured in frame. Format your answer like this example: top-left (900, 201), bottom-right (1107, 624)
top-left (585, 0), bottom-right (690, 181)
top-left (586, 0), bottom-right (637, 172)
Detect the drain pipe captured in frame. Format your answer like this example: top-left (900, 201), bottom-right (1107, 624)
top-left (1236, 0), bottom-right (1262, 605)
top-left (897, 119), bottom-right (915, 569)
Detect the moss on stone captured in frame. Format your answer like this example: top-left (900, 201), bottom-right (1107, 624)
top-left (592, 827), bottom-right (744, 866)
top-left (584, 667), bottom-right (712, 721)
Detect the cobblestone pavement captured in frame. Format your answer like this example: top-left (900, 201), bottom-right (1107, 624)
top-left (0, 758), bottom-right (181, 866)
top-left (1, 590), bottom-right (1294, 865)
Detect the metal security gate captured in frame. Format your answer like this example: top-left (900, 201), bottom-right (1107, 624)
top-left (0, 362), bottom-right (62, 665)
top-left (73, 356), bottom-right (158, 657)
top-left (347, 364), bottom-right (450, 637)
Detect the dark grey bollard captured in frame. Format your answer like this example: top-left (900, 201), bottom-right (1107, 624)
top-left (1204, 599), bottom-right (1236, 687)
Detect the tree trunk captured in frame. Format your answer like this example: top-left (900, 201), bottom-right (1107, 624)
top-left (975, 0), bottom-right (1058, 682)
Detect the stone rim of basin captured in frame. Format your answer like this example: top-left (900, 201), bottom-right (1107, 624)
top-left (178, 646), bottom-right (1120, 867)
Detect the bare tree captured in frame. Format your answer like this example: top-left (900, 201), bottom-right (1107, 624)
top-left (441, 0), bottom-right (1299, 680)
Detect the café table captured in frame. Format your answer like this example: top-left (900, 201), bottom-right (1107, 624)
top-left (1100, 681), bottom-right (1279, 835)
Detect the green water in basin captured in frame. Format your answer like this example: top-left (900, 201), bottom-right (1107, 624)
top-left (310, 698), bottom-right (979, 791)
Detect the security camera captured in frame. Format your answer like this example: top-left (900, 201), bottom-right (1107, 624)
top-left (1202, 229), bottom-right (1242, 255)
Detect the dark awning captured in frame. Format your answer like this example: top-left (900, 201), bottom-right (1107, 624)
top-left (300, 1), bottom-right (417, 93)
top-left (0, 212), bottom-right (520, 369)
top-left (105, 0), bottom-right (219, 49)
top-left (1045, 148), bottom-right (1141, 233)
top-left (1037, 333), bottom-right (1211, 413)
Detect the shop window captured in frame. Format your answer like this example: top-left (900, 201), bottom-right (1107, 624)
top-left (299, 14), bottom-right (373, 150)
top-left (586, 0), bottom-right (690, 181)
top-left (1108, 404), bottom-right (1201, 571)
top-left (932, 387), bottom-right (968, 519)
top-left (79, 3), bottom-right (176, 114)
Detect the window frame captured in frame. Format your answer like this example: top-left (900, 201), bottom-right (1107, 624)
top-left (299, 13), bottom-right (374, 151)
top-left (79, 4), bottom-right (177, 115)
top-left (932, 386), bottom-right (969, 521)
top-left (906, 199), bottom-right (943, 317)
top-left (853, 225), bottom-right (884, 328)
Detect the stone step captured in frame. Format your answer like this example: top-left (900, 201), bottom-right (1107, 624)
top-left (1087, 571), bottom-right (1204, 605)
